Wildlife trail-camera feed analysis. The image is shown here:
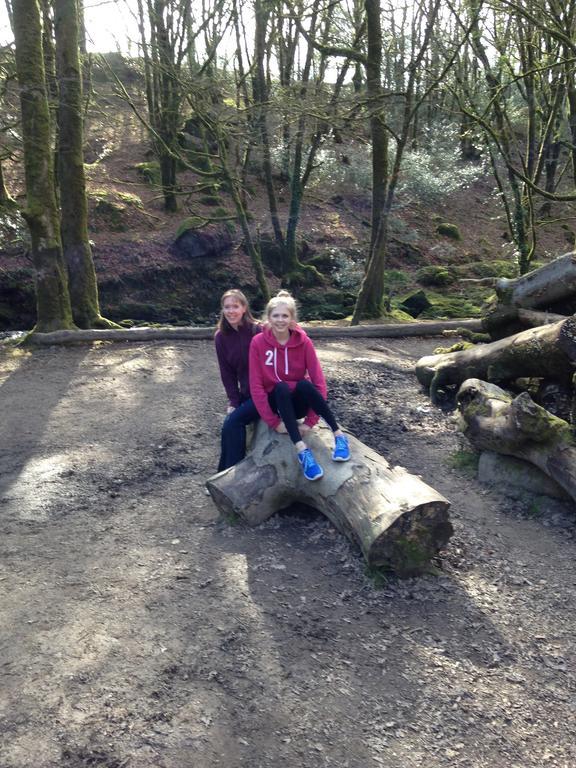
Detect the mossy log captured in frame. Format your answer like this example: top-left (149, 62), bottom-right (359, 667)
top-left (206, 422), bottom-right (452, 576)
top-left (457, 379), bottom-right (576, 504)
top-left (25, 318), bottom-right (484, 345)
top-left (416, 316), bottom-right (576, 403)
top-left (495, 251), bottom-right (576, 308)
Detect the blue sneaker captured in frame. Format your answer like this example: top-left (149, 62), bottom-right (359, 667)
top-left (332, 434), bottom-right (350, 462)
top-left (298, 448), bottom-right (324, 481)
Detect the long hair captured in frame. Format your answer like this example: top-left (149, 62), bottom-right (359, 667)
top-left (217, 289), bottom-right (256, 334)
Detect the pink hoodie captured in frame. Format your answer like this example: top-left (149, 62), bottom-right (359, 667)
top-left (249, 324), bottom-right (327, 429)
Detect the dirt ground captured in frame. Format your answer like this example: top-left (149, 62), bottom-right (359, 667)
top-left (1, 335), bottom-right (575, 768)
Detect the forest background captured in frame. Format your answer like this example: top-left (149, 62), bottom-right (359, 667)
top-left (1, 0), bottom-right (576, 334)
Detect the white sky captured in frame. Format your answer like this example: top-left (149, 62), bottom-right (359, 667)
top-left (83, 0), bottom-right (140, 53)
top-left (0, 0), bottom-right (139, 52)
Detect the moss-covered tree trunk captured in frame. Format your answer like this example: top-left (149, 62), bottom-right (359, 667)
top-left (54, 0), bottom-right (116, 329)
top-left (154, 0), bottom-right (179, 213)
top-left (252, 0), bottom-right (285, 253)
top-left (284, 1), bottom-right (321, 281)
top-left (12, 0), bottom-right (74, 332)
top-left (349, 0), bottom-right (388, 322)
top-left (0, 160), bottom-right (14, 205)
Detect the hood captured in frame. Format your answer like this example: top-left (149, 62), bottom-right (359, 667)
top-left (262, 323), bottom-right (308, 349)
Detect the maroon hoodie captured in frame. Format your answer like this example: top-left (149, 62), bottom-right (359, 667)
top-left (215, 321), bottom-right (261, 407)
top-left (249, 324), bottom-right (327, 429)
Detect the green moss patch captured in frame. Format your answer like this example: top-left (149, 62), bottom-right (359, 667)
top-left (134, 162), bottom-right (160, 186)
top-left (436, 222), bottom-right (461, 240)
top-left (447, 449), bottom-right (479, 475)
top-left (417, 265), bottom-right (456, 287)
top-left (418, 292), bottom-right (484, 319)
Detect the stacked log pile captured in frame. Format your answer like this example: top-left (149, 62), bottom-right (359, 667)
top-left (416, 252), bottom-right (576, 506)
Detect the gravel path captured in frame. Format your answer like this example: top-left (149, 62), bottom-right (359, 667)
top-left (0, 337), bottom-right (575, 768)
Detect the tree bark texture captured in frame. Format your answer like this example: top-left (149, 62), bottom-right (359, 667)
top-left (54, 0), bottom-right (108, 329)
top-left (0, 160), bottom-right (14, 204)
top-left (206, 422), bottom-right (452, 575)
top-left (457, 379), bottom-right (576, 505)
top-left (350, 0), bottom-right (389, 322)
top-left (494, 251), bottom-right (576, 310)
top-left (12, 0), bottom-right (74, 332)
top-left (416, 317), bottom-right (576, 403)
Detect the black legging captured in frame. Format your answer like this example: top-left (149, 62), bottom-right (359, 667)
top-left (268, 380), bottom-right (338, 444)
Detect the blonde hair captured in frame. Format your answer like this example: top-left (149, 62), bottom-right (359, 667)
top-left (264, 290), bottom-right (298, 324)
top-left (217, 289), bottom-right (256, 334)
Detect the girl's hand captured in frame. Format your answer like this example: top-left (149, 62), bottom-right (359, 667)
top-left (275, 423), bottom-right (288, 434)
top-left (226, 406), bottom-right (235, 415)
top-left (298, 423), bottom-right (311, 436)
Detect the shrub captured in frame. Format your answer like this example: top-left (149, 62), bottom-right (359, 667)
top-left (398, 124), bottom-right (484, 203)
top-left (416, 265), bottom-right (456, 287)
top-left (436, 222), bottom-right (461, 240)
top-left (199, 194), bottom-right (221, 206)
top-left (135, 162), bottom-right (160, 186)
top-left (303, 143), bottom-right (373, 193)
top-left (332, 248), bottom-right (366, 292)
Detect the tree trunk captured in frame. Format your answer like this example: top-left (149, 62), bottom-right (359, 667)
top-left (253, 0), bottom-right (285, 253)
top-left (416, 317), bottom-right (576, 403)
top-left (54, 0), bottom-right (116, 329)
top-left (0, 160), bottom-right (14, 205)
top-left (457, 379), bottom-right (576, 504)
top-left (206, 422), bottom-right (452, 575)
top-left (12, 0), bottom-right (74, 332)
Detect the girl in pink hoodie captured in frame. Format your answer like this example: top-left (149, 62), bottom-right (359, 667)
top-left (249, 291), bottom-right (350, 481)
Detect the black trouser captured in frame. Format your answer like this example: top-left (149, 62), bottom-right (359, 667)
top-left (218, 397), bottom-right (260, 472)
top-left (268, 380), bottom-right (338, 444)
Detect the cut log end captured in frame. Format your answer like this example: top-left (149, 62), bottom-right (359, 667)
top-left (366, 501), bottom-right (453, 575)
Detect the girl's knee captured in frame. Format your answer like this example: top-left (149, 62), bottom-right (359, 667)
top-left (295, 379), bottom-right (315, 394)
top-left (222, 412), bottom-right (240, 433)
top-left (274, 381), bottom-right (291, 396)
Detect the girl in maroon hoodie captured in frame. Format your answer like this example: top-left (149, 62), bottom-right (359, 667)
top-left (249, 290), bottom-right (350, 481)
top-left (215, 289), bottom-right (261, 471)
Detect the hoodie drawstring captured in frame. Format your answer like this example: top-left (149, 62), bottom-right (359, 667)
top-left (272, 346), bottom-right (289, 381)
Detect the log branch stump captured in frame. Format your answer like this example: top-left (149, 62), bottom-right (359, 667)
top-left (206, 422), bottom-right (452, 575)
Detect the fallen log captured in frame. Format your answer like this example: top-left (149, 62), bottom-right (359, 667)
top-left (206, 421), bottom-right (452, 575)
top-left (415, 316), bottom-right (576, 403)
top-left (483, 305), bottom-right (571, 340)
top-left (517, 308), bottom-right (569, 327)
top-left (457, 379), bottom-right (576, 505)
top-left (495, 251), bottom-right (576, 308)
top-left (23, 319), bottom-right (484, 346)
